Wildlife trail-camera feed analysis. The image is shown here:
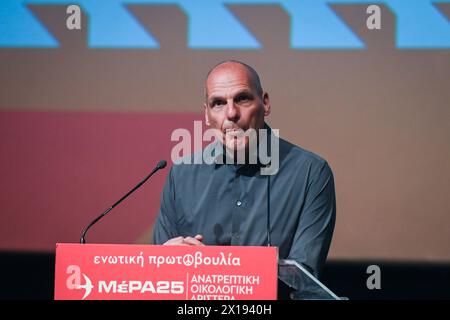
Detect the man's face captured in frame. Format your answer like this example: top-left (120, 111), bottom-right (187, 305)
top-left (204, 64), bottom-right (270, 152)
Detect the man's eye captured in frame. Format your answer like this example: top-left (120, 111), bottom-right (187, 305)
top-left (236, 95), bottom-right (251, 103)
top-left (212, 100), bottom-right (225, 107)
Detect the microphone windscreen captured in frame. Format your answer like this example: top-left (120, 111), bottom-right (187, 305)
top-left (157, 160), bottom-right (167, 169)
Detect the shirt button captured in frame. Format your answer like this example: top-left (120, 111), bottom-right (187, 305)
top-left (236, 200), bottom-right (242, 206)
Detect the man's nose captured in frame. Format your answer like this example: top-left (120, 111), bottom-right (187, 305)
top-left (226, 101), bottom-right (239, 121)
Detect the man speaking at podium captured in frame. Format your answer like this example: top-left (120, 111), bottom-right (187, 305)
top-left (153, 60), bottom-right (336, 278)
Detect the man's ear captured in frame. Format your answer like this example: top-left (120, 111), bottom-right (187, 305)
top-left (262, 92), bottom-right (271, 116)
top-left (204, 103), bottom-right (210, 126)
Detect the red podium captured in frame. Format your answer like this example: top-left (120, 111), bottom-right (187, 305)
top-left (54, 243), bottom-right (278, 300)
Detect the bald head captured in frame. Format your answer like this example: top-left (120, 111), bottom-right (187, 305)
top-left (205, 60), bottom-right (263, 100)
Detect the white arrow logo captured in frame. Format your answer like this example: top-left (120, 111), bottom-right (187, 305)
top-left (75, 274), bottom-right (94, 300)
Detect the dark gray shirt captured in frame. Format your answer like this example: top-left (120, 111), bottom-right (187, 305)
top-left (153, 134), bottom-right (336, 277)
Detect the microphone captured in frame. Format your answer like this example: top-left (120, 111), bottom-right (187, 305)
top-left (80, 160), bottom-right (167, 244)
top-left (266, 174), bottom-right (272, 246)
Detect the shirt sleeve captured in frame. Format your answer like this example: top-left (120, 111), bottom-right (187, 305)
top-left (152, 166), bottom-right (179, 244)
top-left (287, 161), bottom-right (336, 278)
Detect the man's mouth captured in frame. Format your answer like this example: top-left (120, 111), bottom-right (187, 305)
top-left (223, 128), bottom-right (245, 137)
